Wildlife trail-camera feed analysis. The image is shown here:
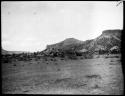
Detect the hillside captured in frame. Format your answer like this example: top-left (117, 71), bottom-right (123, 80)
top-left (44, 29), bottom-right (122, 54)
top-left (46, 38), bottom-right (84, 52)
top-left (88, 29), bottom-right (121, 51)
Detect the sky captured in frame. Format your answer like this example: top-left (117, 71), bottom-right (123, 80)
top-left (1, 1), bottom-right (123, 52)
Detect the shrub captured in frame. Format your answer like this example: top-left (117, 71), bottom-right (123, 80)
top-left (57, 68), bottom-right (61, 71)
top-left (105, 56), bottom-right (109, 58)
top-left (50, 58), bottom-right (53, 61)
top-left (2, 59), bottom-right (12, 63)
top-left (75, 52), bottom-right (83, 56)
top-left (85, 74), bottom-right (101, 79)
top-left (60, 54), bottom-right (65, 58)
top-left (68, 55), bottom-right (77, 60)
top-left (61, 58), bottom-right (64, 60)
top-left (13, 64), bottom-right (16, 66)
top-left (114, 56), bottom-right (119, 58)
top-left (53, 59), bottom-right (56, 61)
top-left (43, 58), bottom-right (47, 61)
top-left (80, 57), bottom-right (84, 59)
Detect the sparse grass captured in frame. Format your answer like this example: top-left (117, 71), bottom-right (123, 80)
top-left (105, 56), bottom-right (109, 58)
top-left (110, 60), bottom-right (114, 62)
top-left (85, 74), bottom-right (101, 79)
top-left (96, 56), bottom-right (100, 58)
top-left (105, 54), bottom-right (120, 59)
top-left (53, 59), bottom-right (56, 61)
top-left (23, 90), bottom-right (30, 93)
top-left (29, 62), bottom-right (32, 64)
top-left (109, 63), bottom-right (117, 65)
top-left (2, 59), bottom-right (12, 63)
top-left (44, 59), bottom-right (47, 61)
top-left (57, 69), bottom-right (61, 71)
top-left (2, 54), bottom-right (123, 94)
top-left (50, 59), bottom-right (53, 61)
top-left (53, 78), bottom-right (87, 89)
top-left (114, 56), bottom-right (119, 58)
top-left (54, 78), bottom-right (72, 83)
top-left (67, 55), bottom-right (78, 60)
top-left (69, 82), bottom-right (87, 88)
top-left (61, 58), bottom-right (64, 60)
top-left (117, 59), bottom-right (121, 62)
top-left (91, 84), bottom-right (101, 89)
top-left (80, 57), bottom-right (84, 59)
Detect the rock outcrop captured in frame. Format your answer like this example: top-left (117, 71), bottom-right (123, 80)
top-left (43, 29), bottom-right (122, 56)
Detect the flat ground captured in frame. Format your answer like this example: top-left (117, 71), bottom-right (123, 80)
top-left (2, 54), bottom-right (124, 94)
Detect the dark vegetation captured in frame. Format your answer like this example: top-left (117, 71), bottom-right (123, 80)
top-left (2, 47), bottom-right (120, 64)
top-left (85, 74), bottom-right (102, 79)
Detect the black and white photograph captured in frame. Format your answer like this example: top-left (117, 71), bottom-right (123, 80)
top-left (1, 1), bottom-right (124, 95)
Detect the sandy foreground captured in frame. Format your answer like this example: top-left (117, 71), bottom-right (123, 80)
top-left (2, 54), bottom-right (124, 95)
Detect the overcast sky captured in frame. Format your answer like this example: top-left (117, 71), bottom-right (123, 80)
top-left (2, 1), bottom-right (123, 52)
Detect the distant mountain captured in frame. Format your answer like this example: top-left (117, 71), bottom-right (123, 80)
top-left (2, 49), bottom-right (10, 55)
top-left (1, 49), bottom-right (29, 55)
top-left (43, 29), bottom-right (122, 55)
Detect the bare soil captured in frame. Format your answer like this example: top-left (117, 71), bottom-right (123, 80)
top-left (2, 54), bottom-right (124, 94)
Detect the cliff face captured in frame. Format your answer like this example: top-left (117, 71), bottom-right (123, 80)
top-left (102, 29), bottom-right (121, 38)
top-left (89, 29), bottom-right (121, 50)
top-left (44, 29), bottom-right (122, 54)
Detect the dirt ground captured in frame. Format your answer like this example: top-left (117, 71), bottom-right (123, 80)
top-left (2, 54), bottom-right (124, 95)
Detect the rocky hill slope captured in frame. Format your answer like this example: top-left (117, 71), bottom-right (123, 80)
top-left (43, 29), bottom-right (122, 55)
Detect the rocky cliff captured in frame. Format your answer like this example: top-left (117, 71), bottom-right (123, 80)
top-left (43, 29), bottom-right (122, 55)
